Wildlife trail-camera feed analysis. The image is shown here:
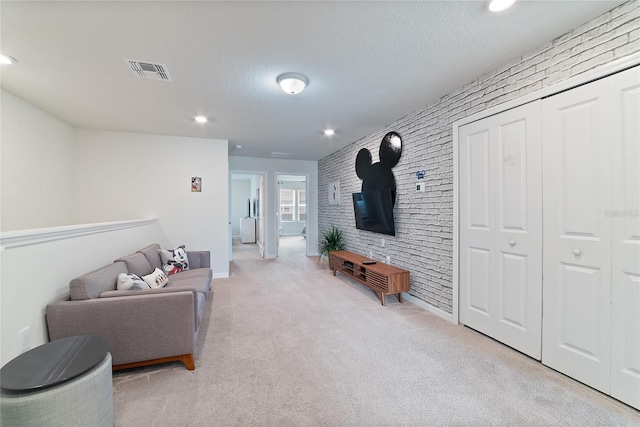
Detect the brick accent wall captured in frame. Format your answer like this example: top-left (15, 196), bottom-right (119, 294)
top-left (318, 1), bottom-right (639, 314)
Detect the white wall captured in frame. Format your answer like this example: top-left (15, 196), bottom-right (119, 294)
top-left (231, 179), bottom-right (251, 237)
top-left (0, 221), bottom-right (162, 366)
top-left (229, 156), bottom-right (318, 258)
top-left (1, 90), bottom-right (75, 231)
top-left (73, 129), bottom-right (230, 277)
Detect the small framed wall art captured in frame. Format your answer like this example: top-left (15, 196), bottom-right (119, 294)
top-left (328, 180), bottom-right (340, 205)
top-left (191, 177), bottom-right (202, 192)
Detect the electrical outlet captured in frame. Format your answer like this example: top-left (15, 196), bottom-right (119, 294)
top-left (385, 255), bottom-right (391, 264)
top-left (19, 327), bottom-right (30, 353)
top-left (381, 238), bottom-right (385, 248)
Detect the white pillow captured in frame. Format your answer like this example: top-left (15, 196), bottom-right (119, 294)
top-left (117, 273), bottom-right (151, 291)
top-left (142, 268), bottom-right (169, 288)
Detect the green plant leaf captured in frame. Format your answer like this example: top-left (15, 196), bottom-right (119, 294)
top-left (319, 225), bottom-right (345, 256)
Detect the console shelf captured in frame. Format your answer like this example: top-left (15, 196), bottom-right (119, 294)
top-left (328, 250), bottom-right (410, 305)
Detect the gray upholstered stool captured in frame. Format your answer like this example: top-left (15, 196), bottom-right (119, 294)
top-left (0, 336), bottom-right (113, 427)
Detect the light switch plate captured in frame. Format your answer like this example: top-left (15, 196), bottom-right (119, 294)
top-left (19, 327), bottom-right (30, 353)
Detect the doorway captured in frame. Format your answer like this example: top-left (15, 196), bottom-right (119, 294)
top-left (229, 172), bottom-right (265, 261)
top-left (276, 174), bottom-right (308, 258)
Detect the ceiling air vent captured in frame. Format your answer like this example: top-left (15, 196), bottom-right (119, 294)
top-left (124, 58), bottom-right (173, 81)
top-left (270, 152), bottom-right (289, 158)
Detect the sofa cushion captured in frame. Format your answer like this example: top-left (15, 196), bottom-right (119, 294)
top-left (99, 288), bottom-right (204, 331)
top-left (117, 273), bottom-right (151, 291)
top-left (159, 245), bottom-right (190, 276)
top-left (185, 251), bottom-right (210, 269)
top-left (70, 262), bottom-right (128, 300)
top-left (171, 268), bottom-right (212, 281)
top-left (168, 270), bottom-right (212, 297)
top-left (114, 253), bottom-right (152, 277)
top-left (137, 244), bottom-right (163, 271)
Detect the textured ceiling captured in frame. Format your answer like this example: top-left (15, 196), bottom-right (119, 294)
top-left (0, 1), bottom-right (624, 160)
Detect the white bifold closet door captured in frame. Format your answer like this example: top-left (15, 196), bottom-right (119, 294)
top-left (459, 100), bottom-right (542, 360)
top-left (610, 67), bottom-right (640, 410)
top-left (542, 66), bottom-right (639, 409)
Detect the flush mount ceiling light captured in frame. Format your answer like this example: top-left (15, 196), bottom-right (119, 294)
top-left (324, 129), bottom-right (335, 136)
top-left (277, 73), bottom-right (308, 95)
top-left (194, 116), bottom-right (207, 123)
top-left (489, 0), bottom-right (516, 12)
top-left (0, 54), bottom-right (17, 65)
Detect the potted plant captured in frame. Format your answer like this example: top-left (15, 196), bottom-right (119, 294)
top-left (319, 225), bottom-right (345, 265)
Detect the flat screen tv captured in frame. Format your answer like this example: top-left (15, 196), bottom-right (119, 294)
top-left (352, 190), bottom-right (395, 236)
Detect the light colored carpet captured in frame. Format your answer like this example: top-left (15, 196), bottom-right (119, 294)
top-left (113, 237), bottom-right (639, 426)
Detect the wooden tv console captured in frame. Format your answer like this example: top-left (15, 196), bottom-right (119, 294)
top-left (328, 250), bottom-right (410, 306)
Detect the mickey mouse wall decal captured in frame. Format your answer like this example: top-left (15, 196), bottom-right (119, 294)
top-left (355, 131), bottom-right (403, 206)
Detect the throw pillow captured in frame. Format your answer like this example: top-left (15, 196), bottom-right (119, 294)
top-left (159, 245), bottom-right (190, 276)
top-left (142, 268), bottom-right (169, 288)
top-left (117, 273), bottom-right (151, 291)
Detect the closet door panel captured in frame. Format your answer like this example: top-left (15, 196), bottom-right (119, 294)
top-left (499, 253), bottom-right (528, 329)
top-left (493, 104), bottom-right (542, 359)
top-left (460, 123), bottom-right (495, 334)
top-left (612, 273), bottom-right (640, 409)
top-left (559, 101), bottom-right (607, 238)
top-left (459, 101), bottom-right (542, 359)
top-left (610, 67), bottom-right (640, 409)
top-left (468, 130), bottom-right (492, 230)
top-left (469, 248), bottom-right (491, 315)
top-left (542, 78), bottom-right (611, 393)
top-left (558, 264), bottom-right (606, 355)
top-left (499, 118), bottom-right (529, 231)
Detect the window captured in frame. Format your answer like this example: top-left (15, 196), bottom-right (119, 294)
top-left (298, 189), bottom-right (306, 221)
top-left (280, 189), bottom-right (295, 221)
top-left (279, 187), bottom-right (306, 221)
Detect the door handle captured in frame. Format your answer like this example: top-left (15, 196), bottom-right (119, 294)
top-left (572, 249), bottom-right (581, 256)
top-left (509, 240), bottom-right (516, 247)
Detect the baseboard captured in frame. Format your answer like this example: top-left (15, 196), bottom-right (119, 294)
top-left (212, 272), bottom-right (229, 279)
top-left (403, 293), bottom-right (455, 323)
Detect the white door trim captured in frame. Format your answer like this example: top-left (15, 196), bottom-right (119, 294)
top-left (452, 52), bottom-right (640, 325)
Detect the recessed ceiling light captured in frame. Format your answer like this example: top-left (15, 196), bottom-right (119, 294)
top-left (234, 145), bottom-right (242, 149)
top-left (324, 129), bottom-right (335, 136)
top-left (276, 73), bottom-right (308, 95)
top-left (0, 54), bottom-right (17, 65)
top-left (489, 0), bottom-right (516, 12)
top-left (195, 116), bottom-right (207, 123)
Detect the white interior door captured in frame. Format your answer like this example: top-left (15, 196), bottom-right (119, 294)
top-left (459, 101), bottom-right (542, 359)
top-left (610, 67), bottom-right (640, 409)
top-left (542, 76), bottom-right (613, 393)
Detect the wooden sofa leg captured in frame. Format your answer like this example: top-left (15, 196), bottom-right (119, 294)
top-left (112, 354), bottom-right (195, 371)
top-left (181, 354), bottom-right (195, 370)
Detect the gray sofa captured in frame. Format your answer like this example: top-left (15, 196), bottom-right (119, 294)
top-left (46, 244), bottom-right (212, 371)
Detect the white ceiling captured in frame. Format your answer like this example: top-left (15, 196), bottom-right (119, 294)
top-left (0, 1), bottom-right (624, 161)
